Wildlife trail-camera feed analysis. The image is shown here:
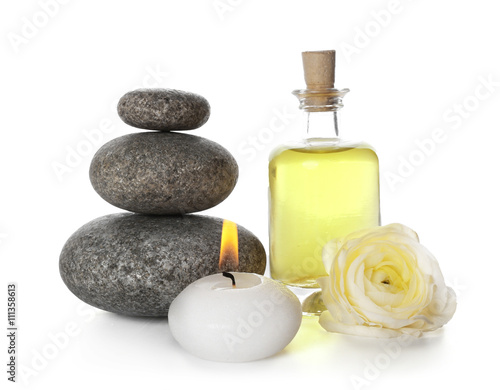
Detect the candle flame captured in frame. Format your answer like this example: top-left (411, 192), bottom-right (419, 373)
top-left (219, 220), bottom-right (239, 272)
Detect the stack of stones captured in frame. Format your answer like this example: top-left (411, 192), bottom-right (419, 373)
top-left (59, 89), bottom-right (266, 317)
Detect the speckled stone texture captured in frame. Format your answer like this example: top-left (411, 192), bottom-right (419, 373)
top-left (59, 213), bottom-right (267, 317)
top-left (89, 132), bottom-right (238, 215)
top-left (117, 88), bottom-right (210, 131)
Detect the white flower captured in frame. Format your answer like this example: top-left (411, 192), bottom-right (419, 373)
top-left (318, 224), bottom-right (456, 338)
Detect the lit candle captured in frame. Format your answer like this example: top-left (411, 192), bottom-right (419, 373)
top-left (168, 220), bottom-right (302, 362)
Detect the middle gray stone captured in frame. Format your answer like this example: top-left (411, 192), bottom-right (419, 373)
top-left (90, 132), bottom-right (238, 215)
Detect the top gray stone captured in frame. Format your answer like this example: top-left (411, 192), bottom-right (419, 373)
top-left (117, 88), bottom-right (210, 131)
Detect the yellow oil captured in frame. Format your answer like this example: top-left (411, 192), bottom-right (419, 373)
top-left (269, 142), bottom-right (380, 287)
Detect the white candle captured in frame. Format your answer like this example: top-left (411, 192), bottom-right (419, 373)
top-left (168, 272), bottom-right (302, 362)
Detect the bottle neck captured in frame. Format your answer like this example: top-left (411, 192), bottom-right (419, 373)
top-left (305, 110), bottom-right (340, 139)
top-left (292, 88), bottom-right (349, 141)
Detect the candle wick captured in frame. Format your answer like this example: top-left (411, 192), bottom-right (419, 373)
top-left (222, 272), bottom-right (236, 288)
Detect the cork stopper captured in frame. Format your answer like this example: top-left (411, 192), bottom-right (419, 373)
top-left (301, 50), bottom-right (336, 90)
top-left (293, 49), bottom-right (348, 112)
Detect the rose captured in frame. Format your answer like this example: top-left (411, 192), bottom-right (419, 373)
top-left (318, 223), bottom-right (456, 338)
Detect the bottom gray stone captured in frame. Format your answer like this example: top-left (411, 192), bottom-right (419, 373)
top-left (59, 213), bottom-right (266, 317)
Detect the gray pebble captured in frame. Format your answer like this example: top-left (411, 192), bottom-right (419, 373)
top-left (117, 88), bottom-right (210, 131)
top-left (89, 132), bottom-right (238, 215)
top-left (59, 213), bottom-right (267, 317)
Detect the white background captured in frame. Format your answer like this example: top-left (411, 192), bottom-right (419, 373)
top-left (1, 0), bottom-right (498, 388)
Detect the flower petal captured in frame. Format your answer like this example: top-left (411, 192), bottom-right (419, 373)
top-left (318, 312), bottom-right (420, 338)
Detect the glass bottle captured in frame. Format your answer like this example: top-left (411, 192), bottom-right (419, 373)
top-left (269, 50), bottom-right (380, 314)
